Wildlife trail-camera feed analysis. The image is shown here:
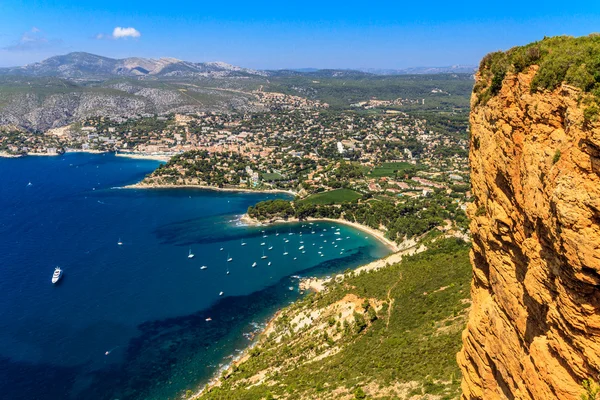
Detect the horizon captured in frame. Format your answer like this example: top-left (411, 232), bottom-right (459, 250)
top-left (3, 50), bottom-right (479, 71)
top-left (1, 1), bottom-right (599, 69)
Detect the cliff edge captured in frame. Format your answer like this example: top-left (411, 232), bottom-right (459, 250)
top-left (458, 35), bottom-right (600, 399)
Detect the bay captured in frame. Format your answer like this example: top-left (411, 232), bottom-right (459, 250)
top-left (0, 153), bottom-right (390, 400)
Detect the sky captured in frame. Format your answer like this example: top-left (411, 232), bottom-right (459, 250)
top-left (1, 1), bottom-right (599, 69)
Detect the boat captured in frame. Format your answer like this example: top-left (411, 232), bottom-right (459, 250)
top-left (311, 231), bottom-right (315, 234)
top-left (336, 238), bottom-right (342, 241)
top-left (275, 230), bottom-right (279, 236)
top-left (226, 269), bottom-right (230, 275)
top-left (51, 267), bottom-right (63, 284)
top-left (261, 242), bottom-right (266, 246)
top-left (300, 240), bottom-right (304, 244)
top-left (268, 244), bottom-right (273, 250)
top-left (252, 262), bottom-right (257, 267)
top-left (227, 253), bottom-right (233, 262)
top-left (288, 287), bottom-right (294, 291)
top-left (188, 248), bottom-right (195, 259)
top-left (335, 232), bottom-right (341, 235)
top-left (298, 245), bottom-right (304, 250)
top-left (261, 250), bottom-right (268, 259)
top-left (293, 257), bottom-right (297, 260)
top-left (200, 266), bottom-right (208, 270)
top-left (302, 250), bottom-right (305, 254)
top-left (288, 229), bottom-right (293, 236)
top-left (284, 239), bottom-right (289, 243)
top-left (117, 238), bottom-right (123, 246)
top-left (205, 317), bottom-right (212, 322)
top-left (220, 247), bottom-right (224, 251)
top-left (283, 246), bottom-right (288, 256)
top-left (241, 240), bottom-right (247, 246)
top-left (267, 261), bottom-right (272, 266)
top-left (219, 291), bottom-right (224, 296)
top-left (27, 182), bottom-right (32, 187)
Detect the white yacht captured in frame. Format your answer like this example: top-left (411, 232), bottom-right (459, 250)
top-left (268, 244), bottom-right (273, 250)
top-left (227, 254), bottom-right (233, 262)
top-left (188, 248), bottom-right (195, 259)
top-left (252, 261), bottom-right (257, 267)
top-left (200, 266), bottom-right (208, 270)
top-left (117, 238), bottom-right (123, 246)
top-left (283, 247), bottom-right (288, 256)
top-left (51, 267), bottom-right (63, 284)
top-left (267, 261), bottom-right (272, 266)
top-left (298, 245), bottom-right (305, 250)
top-left (241, 240), bottom-right (247, 246)
top-left (261, 250), bottom-right (268, 259)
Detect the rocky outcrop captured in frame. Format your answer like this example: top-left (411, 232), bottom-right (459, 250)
top-left (458, 65), bottom-right (600, 399)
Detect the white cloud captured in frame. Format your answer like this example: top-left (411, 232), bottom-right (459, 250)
top-left (112, 27), bottom-right (141, 39)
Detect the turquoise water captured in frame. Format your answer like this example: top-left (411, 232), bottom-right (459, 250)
top-left (0, 153), bottom-right (390, 400)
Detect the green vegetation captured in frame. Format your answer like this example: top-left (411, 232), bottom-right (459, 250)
top-left (476, 34), bottom-right (600, 109)
top-left (581, 377), bottom-right (600, 400)
top-left (249, 190), bottom-right (469, 241)
top-left (367, 162), bottom-right (417, 178)
top-left (299, 188), bottom-right (363, 205)
top-left (199, 238), bottom-right (472, 399)
top-left (553, 149), bottom-right (561, 164)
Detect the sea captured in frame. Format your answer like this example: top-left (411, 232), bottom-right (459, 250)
top-left (0, 153), bottom-right (390, 400)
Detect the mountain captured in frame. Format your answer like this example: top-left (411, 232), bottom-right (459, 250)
top-left (0, 52), bottom-right (267, 79)
top-left (360, 65), bottom-right (477, 75)
top-left (459, 35), bottom-right (600, 399)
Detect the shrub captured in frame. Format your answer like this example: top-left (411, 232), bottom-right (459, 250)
top-left (552, 150), bottom-right (561, 164)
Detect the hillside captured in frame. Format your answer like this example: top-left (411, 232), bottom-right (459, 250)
top-left (0, 52), bottom-right (473, 131)
top-left (199, 237), bottom-right (472, 400)
top-left (459, 34), bottom-right (600, 399)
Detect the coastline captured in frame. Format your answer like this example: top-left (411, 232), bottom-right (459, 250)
top-left (191, 224), bottom-right (425, 398)
top-left (124, 182), bottom-right (297, 196)
top-left (239, 213), bottom-right (400, 252)
top-left (0, 149), bottom-right (172, 162)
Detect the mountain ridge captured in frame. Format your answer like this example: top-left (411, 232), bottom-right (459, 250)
top-left (0, 51), bottom-right (475, 79)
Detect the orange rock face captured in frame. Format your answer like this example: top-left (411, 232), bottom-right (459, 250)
top-left (458, 67), bottom-right (600, 399)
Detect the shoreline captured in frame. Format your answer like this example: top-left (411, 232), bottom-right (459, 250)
top-left (192, 226), bottom-right (426, 398)
top-left (0, 149), bottom-right (173, 162)
top-left (239, 213), bottom-right (400, 252)
top-left (124, 183), bottom-right (297, 196)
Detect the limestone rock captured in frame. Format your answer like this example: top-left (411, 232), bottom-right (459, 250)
top-left (458, 67), bottom-right (600, 399)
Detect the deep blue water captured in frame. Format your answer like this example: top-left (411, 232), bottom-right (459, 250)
top-left (0, 153), bottom-right (390, 400)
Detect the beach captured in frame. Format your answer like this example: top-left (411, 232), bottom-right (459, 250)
top-left (125, 182), bottom-right (297, 196)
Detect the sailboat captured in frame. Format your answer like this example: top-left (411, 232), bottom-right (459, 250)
top-left (288, 228), bottom-right (293, 236)
top-left (188, 248), bottom-right (195, 259)
top-left (283, 246), bottom-right (288, 256)
top-left (268, 243), bottom-right (273, 250)
top-left (241, 239), bottom-right (247, 246)
top-left (117, 238), bottom-right (123, 246)
top-left (227, 253), bottom-right (233, 262)
top-left (261, 250), bottom-right (268, 259)
top-left (275, 230), bottom-right (279, 236)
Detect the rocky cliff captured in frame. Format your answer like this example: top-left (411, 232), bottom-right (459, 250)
top-left (459, 37), bottom-right (600, 399)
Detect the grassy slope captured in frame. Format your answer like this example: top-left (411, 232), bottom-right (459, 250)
top-left (200, 237), bottom-right (472, 400)
top-left (299, 189), bottom-right (363, 205)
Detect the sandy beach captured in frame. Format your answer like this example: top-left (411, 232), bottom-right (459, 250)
top-left (125, 182), bottom-right (297, 196)
top-left (114, 152), bottom-right (173, 162)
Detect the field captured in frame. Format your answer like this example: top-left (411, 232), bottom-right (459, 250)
top-left (299, 188), bottom-right (362, 205)
top-left (261, 172), bottom-right (286, 181)
top-left (368, 162), bottom-right (416, 177)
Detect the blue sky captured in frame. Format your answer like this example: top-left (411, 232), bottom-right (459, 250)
top-left (1, 0), bottom-right (599, 69)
